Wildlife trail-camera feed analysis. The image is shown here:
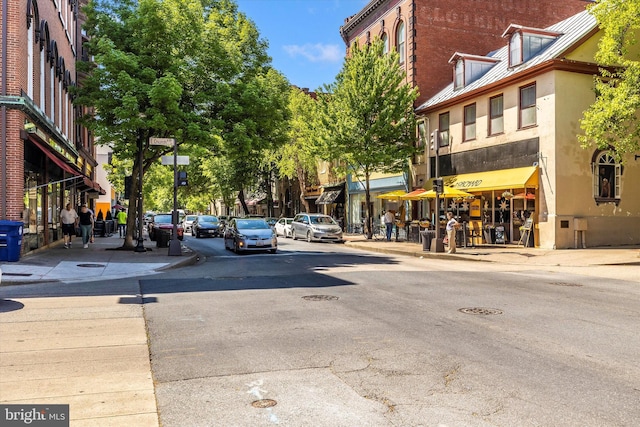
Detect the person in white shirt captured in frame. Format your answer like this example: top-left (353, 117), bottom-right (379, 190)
top-left (60, 203), bottom-right (78, 248)
top-left (384, 210), bottom-right (395, 241)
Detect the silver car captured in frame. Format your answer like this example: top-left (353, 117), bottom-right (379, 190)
top-left (274, 217), bottom-right (294, 238)
top-left (224, 218), bottom-right (277, 253)
top-left (291, 213), bottom-right (343, 243)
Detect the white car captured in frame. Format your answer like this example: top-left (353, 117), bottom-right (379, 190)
top-left (291, 213), bottom-right (343, 243)
top-left (274, 217), bottom-right (293, 238)
top-left (182, 214), bottom-right (197, 233)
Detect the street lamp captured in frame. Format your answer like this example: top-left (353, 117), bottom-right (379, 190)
top-left (430, 129), bottom-right (445, 253)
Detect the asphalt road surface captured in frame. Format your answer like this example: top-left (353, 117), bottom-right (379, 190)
top-left (142, 235), bottom-right (640, 427)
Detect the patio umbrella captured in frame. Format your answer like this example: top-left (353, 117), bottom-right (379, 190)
top-left (400, 189), bottom-right (429, 200)
top-left (417, 186), bottom-right (475, 199)
top-left (112, 204), bottom-right (125, 210)
top-left (376, 189), bottom-right (407, 200)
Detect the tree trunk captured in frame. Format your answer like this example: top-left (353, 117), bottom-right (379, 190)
top-left (296, 166), bottom-right (310, 213)
top-left (123, 157), bottom-right (141, 249)
top-left (238, 189), bottom-right (249, 215)
top-left (365, 171), bottom-right (373, 239)
top-left (265, 170), bottom-right (274, 217)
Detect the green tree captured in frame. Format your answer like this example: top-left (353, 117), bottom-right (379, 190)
top-left (318, 38), bottom-right (419, 238)
top-left (579, 0), bottom-right (640, 159)
top-left (76, 0), bottom-right (272, 247)
top-left (276, 88), bottom-right (320, 213)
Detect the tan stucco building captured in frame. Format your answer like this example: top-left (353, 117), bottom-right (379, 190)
top-left (416, 10), bottom-right (639, 248)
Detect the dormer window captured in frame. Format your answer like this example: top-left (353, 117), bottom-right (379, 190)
top-left (503, 24), bottom-right (561, 67)
top-left (449, 53), bottom-right (500, 90)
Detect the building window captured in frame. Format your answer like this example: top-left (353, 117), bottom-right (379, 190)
top-left (593, 151), bottom-right (621, 202)
top-left (439, 112), bottom-right (449, 147)
top-left (464, 103), bottom-right (476, 141)
top-left (508, 30), bottom-right (558, 67)
top-left (396, 21), bottom-right (405, 65)
top-left (454, 59), bottom-right (464, 89)
top-left (519, 83), bottom-right (536, 128)
top-left (489, 94), bottom-right (504, 135)
top-left (381, 33), bottom-right (388, 54)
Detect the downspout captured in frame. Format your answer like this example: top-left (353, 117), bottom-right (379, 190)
top-left (1, 0), bottom-right (8, 219)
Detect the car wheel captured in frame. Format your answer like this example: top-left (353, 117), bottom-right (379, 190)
top-left (269, 249), bottom-right (277, 254)
top-left (306, 231), bottom-right (312, 243)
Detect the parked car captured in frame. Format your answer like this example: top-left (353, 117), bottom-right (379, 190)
top-left (291, 213), bottom-right (343, 243)
top-left (143, 211), bottom-right (155, 229)
top-left (265, 217), bottom-right (278, 228)
top-left (274, 217), bottom-right (294, 238)
top-left (148, 213), bottom-right (184, 241)
top-left (192, 215), bottom-right (222, 238)
top-left (182, 214), bottom-right (198, 234)
top-left (224, 218), bottom-right (277, 253)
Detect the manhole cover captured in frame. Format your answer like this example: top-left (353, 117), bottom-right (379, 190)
top-left (76, 263), bottom-right (106, 268)
top-left (251, 399), bottom-right (277, 408)
top-left (302, 295), bottom-right (339, 301)
top-left (549, 282), bottom-right (582, 287)
top-left (459, 307), bottom-right (503, 315)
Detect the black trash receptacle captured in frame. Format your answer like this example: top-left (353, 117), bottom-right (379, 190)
top-left (0, 220), bottom-right (24, 262)
top-left (421, 230), bottom-right (436, 251)
top-left (156, 231), bottom-right (171, 248)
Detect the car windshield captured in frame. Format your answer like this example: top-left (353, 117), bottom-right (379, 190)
top-left (199, 216), bottom-right (218, 223)
top-left (154, 215), bottom-right (172, 223)
top-left (236, 220), bottom-right (269, 229)
top-left (185, 215), bottom-right (197, 221)
top-left (310, 216), bottom-right (336, 225)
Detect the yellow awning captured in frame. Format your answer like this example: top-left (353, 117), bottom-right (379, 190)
top-left (376, 189), bottom-right (407, 200)
top-left (425, 166), bottom-right (538, 193)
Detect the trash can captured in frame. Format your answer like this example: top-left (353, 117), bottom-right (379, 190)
top-left (421, 230), bottom-right (436, 251)
top-left (156, 230), bottom-right (171, 248)
top-left (0, 220), bottom-right (24, 262)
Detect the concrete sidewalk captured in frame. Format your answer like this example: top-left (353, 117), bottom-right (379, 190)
top-left (0, 233), bottom-right (197, 285)
top-left (342, 234), bottom-right (640, 267)
top-left (1, 233), bottom-right (638, 426)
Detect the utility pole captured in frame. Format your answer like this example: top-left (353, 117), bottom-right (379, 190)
top-left (430, 129), bottom-right (445, 253)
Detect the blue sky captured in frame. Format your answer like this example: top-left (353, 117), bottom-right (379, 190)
top-left (235, 0), bottom-right (369, 91)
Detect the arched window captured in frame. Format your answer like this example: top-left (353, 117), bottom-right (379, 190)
top-left (381, 33), bottom-right (388, 54)
top-left (592, 151), bottom-right (621, 202)
top-left (396, 21), bottom-right (405, 65)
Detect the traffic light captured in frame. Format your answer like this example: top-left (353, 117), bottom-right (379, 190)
top-left (433, 178), bottom-right (443, 194)
top-left (430, 128), bottom-right (439, 149)
top-left (177, 171), bottom-right (188, 187)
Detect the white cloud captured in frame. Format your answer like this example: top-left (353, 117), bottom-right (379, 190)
top-left (283, 43), bottom-right (342, 63)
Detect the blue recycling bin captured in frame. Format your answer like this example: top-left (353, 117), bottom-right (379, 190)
top-left (0, 220), bottom-right (24, 262)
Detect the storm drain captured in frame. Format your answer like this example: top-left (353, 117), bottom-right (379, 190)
top-left (77, 263), bottom-right (106, 268)
top-left (458, 307), bottom-right (503, 315)
top-left (302, 295), bottom-right (339, 301)
top-left (251, 399), bottom-right (277, 409)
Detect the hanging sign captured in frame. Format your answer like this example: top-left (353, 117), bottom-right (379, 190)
top-left (161, 155), bottom-right (190, 165)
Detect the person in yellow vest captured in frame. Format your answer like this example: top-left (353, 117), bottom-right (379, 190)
top-left (116, 209), bottom-right (127, 238)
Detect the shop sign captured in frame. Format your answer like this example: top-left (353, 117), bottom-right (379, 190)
top-left (455, 179), bottom-right (483, 189)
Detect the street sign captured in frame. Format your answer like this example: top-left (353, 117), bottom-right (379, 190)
top-left (161, 155), bottom-right (190, 165)
top-left (149, 137), bottom-right (175, 146)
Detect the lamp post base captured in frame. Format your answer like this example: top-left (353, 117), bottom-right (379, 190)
top-left (134, 238), bottom-right (146, 252)
top-left (430, 238), bottom-right (445, 253)
top-left (168, 239), bottom-right (182, 256)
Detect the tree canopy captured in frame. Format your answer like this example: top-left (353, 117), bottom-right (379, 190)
top-left (317, 38), bottom-right (419, 236)
top-left (76, 0), bottom-right (284, 243)
top-left (579, 0), bottom-right (640, 160)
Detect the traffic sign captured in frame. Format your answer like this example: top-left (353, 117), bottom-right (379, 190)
top-left (149, 137), bottom-right (175, 146)
top-left (161, 155), bottom-right (190, 165)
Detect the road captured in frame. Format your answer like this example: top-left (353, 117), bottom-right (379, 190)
top-left (143, 235), bottom-right (640, 427)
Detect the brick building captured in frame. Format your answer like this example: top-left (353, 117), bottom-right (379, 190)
top-left (338, 0), bottom-right (592, 231)
top-left (1, 0), bottom-right (103, 255)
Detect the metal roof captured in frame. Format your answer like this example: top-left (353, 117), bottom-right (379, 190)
top-left (416, 10), bottom-right (598, 111)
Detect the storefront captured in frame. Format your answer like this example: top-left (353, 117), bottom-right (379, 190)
top-left (316, 183), bottom-right (345, 228)
top-left (425, 166), bottom-right (538, 245)
top-left (346, 173), bottom-right (408, 233)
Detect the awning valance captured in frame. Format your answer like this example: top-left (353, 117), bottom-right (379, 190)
top-left (29, 136), bottom-right (79, 176)
top-left (316, 189), bottom-right (345, 205)
top-left (425, 166), bottom-right (538, 193)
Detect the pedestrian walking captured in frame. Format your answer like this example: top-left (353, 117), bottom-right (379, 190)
top-left (384, 210), bottom-right (395, 241)
top-left (116, 208), bottom-right (127, 237)
top-left (60, 203), bottom-right (78, 248)
top-left (78, 204), bottom-right (94, 248)
top-left (445, 211), bottom-right (459, 254)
